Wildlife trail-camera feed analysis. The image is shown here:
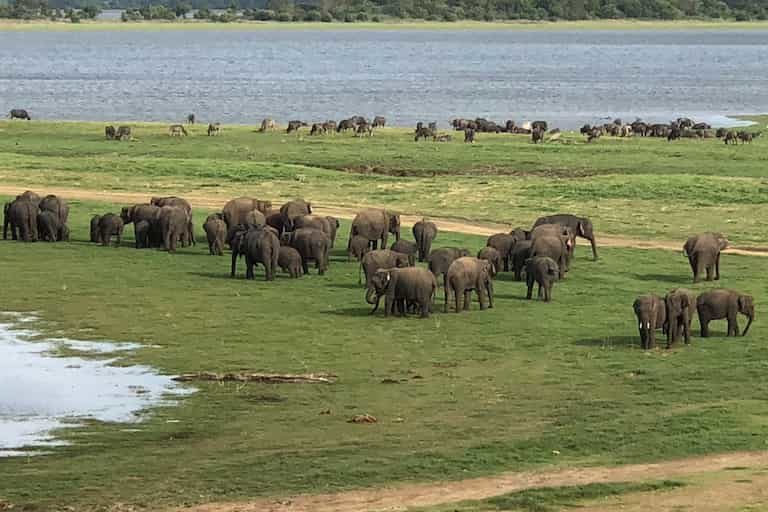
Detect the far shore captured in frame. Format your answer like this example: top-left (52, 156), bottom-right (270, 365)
top-left (2, 18), bottom-right (768, 31)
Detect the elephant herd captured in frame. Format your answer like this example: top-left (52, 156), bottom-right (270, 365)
top-left (3, 191), bottom-right (69, 242)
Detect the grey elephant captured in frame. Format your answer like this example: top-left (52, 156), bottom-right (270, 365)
top-left (428, 247), bottom-right (471, 285)
top-left (531, 223), bottom-right (575, 263)
top-left (156, 206), bottom-right (188, 252)
top-left (360, 249), bottom-right (411, 287)
top-left (121, 203), bottom-right (161, 247)
top-left (265, 212), bottom-right (284, 235)
top-left (390, 239), bottom-right (418, 266)
top-left (366, 267), bottom-right (437, 318)
top-left (37, 210), bottom-right (62, 242)
top-left (348, 234), bottom-right (371, 262)
top-left (486, 233), bottom-right (517, 272)
top-left (633, 294), bottom-right (667, 350)
top-left (294, 215), bottom-right (332, 240)
top-left (4, 197), bottom-right (38, 241)
top-left (283, 227), bottom-right (330, 275)
top-left (530, 235), bottom-right (569, 279)
top-left (90, 214), bottom-right (102, 243)
top-left (665, 288), bottom-right (696, 346)
top-left (349, 208), bottom-right (400, 250)
top-left (533, 214), bottom-right (597, 260)
top-left (683, 232), bottom-right (728, 283)
top-left (525, 256), bottom-right (559, 302)
top-left (445, 257), bottom-right (494, 312)
top-left (278, 246), bottom-right (303, 278)
top-left (222, 197), bottom-right (273, 230)
top-left (38, 194), bottom-right (69, 241)
top-left (280, 199), bottom-right (312, 231)
top-left (511, 240), bottom-right (533, 281)
top-left (477, 246), bottom-right (502, 276)
top-left (151, 196), bottom-right (194, 246)
top-left (232, 226), bottom-right (280, 281)
top-left (412, 219), bottom-right (438, 262)
top-left (134, 220), bottom-right (151, 249)
top-left (203, 213), bottom-right (226, 256)
top-left (697, 289), bottom-right (754, 338)
top-left (325, 216), bottom-right (340, 247)
top-left (97, 213), bottom-right (124, 247)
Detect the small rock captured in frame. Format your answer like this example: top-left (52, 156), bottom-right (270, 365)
top-left (348, 414), bottom-right (377, 424)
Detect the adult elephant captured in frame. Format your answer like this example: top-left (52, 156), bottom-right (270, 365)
top-left (697, 289), bottom-right (754, 338)
top-left (97, 213), bottom-right (124, 247)
top-left (683, 232), bottom-right (728, 283)
top-left (665, 288), bottom-right (696, 346)
top-left (325, 216), bottom-right (340, 247)
top-left (151, 196), bottom-right (194, 246)
top-left (428, 247), bottom-right (470, 285)
top-left (530, 235), bottom-right (569, 279)
top-left (294, 215), bottom-right (332, 240)
top-left (412, 218), bottom-right (438, 262)
top-left (155, 206), bottom-right (188, 252)
top-left (511, 240), bottom-right (533, 281)
top-left (279, 199), bottom-right (312, 232)
top-left (231, 226), bottom-right (280, 281)
top-left (531, 223), bottom-right (574, 266)
top-left (366, 267), bottom-right (437, 318)
top-left (390, 240), bottom-right (418, 267)
top-left (222, 197), bottom-right (273, 230)
top-left (38, 194), bottom-right (69, 241)
top-left (4, 197), bottom-right (38, 241)
top-left (445, 257), bottom-right (494, 313)
top-left (283, 228), bottom-right (330, 275)
top-left (533, 214), bottom-right (598, 260)
top-left (360, 249), bottom-right (411, 287)
top-left (121, 203), bottom-right (162, 247)
top-left (349, 208), bottom-right (400, 250)
top-left (486, 233), bottom-right (518, 272)
top-left (633, 294), bottom-right (667, 350)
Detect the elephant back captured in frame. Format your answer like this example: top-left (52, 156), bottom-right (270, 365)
top-left (351, 208), bottom-right (388, 240)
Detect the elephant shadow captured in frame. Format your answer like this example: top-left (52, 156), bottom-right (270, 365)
top-left (574, 336), bottom-right (640, 349)
top-left (492, 294), bottom-right (530, 302)
top-left (494, 273), bottom-right (520, 283)
top-left (326, 282), bottom-right (364, 290)
top-left (632, 273), bottom-right (692, 285)
top-left (321, 307), bottom-right (375, 318)
top-left (189, 271), bottom-right (241, 280)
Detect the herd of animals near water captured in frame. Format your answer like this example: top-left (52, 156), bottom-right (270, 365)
top-left (3, 187), bottom-right (755, 350)
top-left (7, 109), bottom-right (764, 145)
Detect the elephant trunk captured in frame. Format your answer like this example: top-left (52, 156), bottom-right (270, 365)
top-left (365, 287), bottom-right (378, 305)
top-left (589, 236), bottom-right (598, 260)
top-left (743, 313), bottom-right (754, 337)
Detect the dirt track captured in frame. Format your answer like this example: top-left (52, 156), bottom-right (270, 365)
top-left (1, 185), bottom-right (766, 257)
top-left (170, 451), bottom-right (768, 512)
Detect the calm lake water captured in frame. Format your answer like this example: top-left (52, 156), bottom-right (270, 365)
top-left (0, 29), bottom-right (766, 128)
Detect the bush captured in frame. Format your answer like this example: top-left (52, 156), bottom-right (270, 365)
top-left (442, 11), bottom-right (457, 21)
top-left (253, 9), bottom-right (275, 20)
top-left (276, 11), bottom-right (291, 21)
top-left (371, 14), bottom-right (380, 21)
top-left (303, 10), bottom-right (320, 21)
top-left (356, 11), bottom-right (368, 20)
top-left (343, 12), bottom-right (353, 21)
top-left (320, 11), bottom-right (332, 21)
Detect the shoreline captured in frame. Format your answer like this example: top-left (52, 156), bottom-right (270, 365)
top-left (2, 19), bottom-right (768, 31)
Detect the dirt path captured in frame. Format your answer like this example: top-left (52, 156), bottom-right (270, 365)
top-left (170, 451), bottom-right (768, 512)
top-left (1, 185), bottom-right (766, 257)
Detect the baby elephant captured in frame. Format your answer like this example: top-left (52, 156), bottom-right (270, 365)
top-left (665, 288), bottom-right (696, 346)
top-left (367, 266), bottom-right (437, 318)
top-left (477, 246), bottom-right (502, 277)
top-left (633, 294), bottom-right (667, 350)
top-left (347, 234), bottom-right (371, 262)
top-left (98, 214), bottom-right (124, 247)
top-left (390, 239), bottom-right (417, 266)
top-left (697, 289), bottom-right (754, 338)
top-left (445, 257), bottom-right (494, 313)
top-left (525, 256), bottom-right (559, 302)
top-left (278, 246), bottom-right (303, 278)
top-left (90, 214), bottom-right (102, 243)
top-left (203, 214), bottom-right (226, 256)
top-left (134, 220), bottom-right (151, 249)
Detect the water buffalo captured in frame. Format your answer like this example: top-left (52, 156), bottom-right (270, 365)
top-left (105, 125), bottom-right (116, 139)
top-left (372, 116), bottom-right (386, 128)
top-left (169, 124), bottom-right (188, 136)
top-left (9, 109), bottom-right (30, 120)
top-left (259, 118), bottom-right (276, 132)
top-left (287, 120), bottom-right (307, 134)
top-left (116, 126), bottom-right (132, 141)
top-left (207, 123), bottom-right (220, 136)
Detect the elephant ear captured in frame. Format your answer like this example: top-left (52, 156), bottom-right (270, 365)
top-left (737, 295), bottom-right (749, 311)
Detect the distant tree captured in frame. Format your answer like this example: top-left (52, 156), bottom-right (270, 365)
top-left (174, 1), bottom-right (190, 16)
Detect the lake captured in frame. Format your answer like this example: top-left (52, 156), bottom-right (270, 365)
top-left (0, 28), bottom-right (766, 128)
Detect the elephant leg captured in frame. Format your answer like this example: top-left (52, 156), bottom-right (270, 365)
top-left (728, 315), bottom-right (739, 336)
top-left (463, 290), bottom-right (472, 311)
top-left (638, 328), bottom-right (647, 350)
top-left (684, 313), bottom-right (692, 344)
top-left (245, 255), bottom-right (254, 280)
top-left (705, 264), bottom-right (713, 281)
top-left (230, 251), bottom-right (239, 277)
top-left (453, 286), bottom-right (461, 313)
top-left (648, 325), bottom-right (656, 349)
top-left (487, 282), bottom-right (494, 308)
top-left (302, 259), bottom-right (309, 275)
top-left (689, 256), bottom-right (698, 282)
top-left (700, 317), bottom-right (709, 338)
top-left (715, 253), bottom-right (721, 280)
top-left (526, 276), bottom-right (534, 300)
top-left (420, 299), bottom-right (429, 318)
top-left (544, 283), bottom-right (551, 302)
top-left (477, 287), bottom-right (486, 310)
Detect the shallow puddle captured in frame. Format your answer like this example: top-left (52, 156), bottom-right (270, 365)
top-left (0, 313), bottom-right (193, 456)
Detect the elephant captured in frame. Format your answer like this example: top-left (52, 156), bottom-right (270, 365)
top-left (38, 195), bottom-right (69, 241)
top-left (203, 213), bottom-right (226, 256)
top-left (97, 213), bottom-right (124, 247)
top-left (232, 226), bottom-right (280, 281)
top-left (294, 215), bottom-right (332, 240)
top-left (4, 197), bottom-right (38, 241)
top-left (325, 216), bottom-right (340, 247)
top-left (222, 197), bottom-right (273, 230)
top-left (665, 288), bottom-right (696, 346)
top-left (278, 246), bottom-right (303, 278)
top-left (511, 240), bottom-right (533, 281)
top-left (697, 289), bottom-right (754, 338)
top-left (280, 199), bottom-right (312, 231)
top-left (366, 267), bottom-right (437, 318)
top-left (36, 210), bottom-right (61, 242)
top-left (477, 246), bottom-right (502, 276)
top-left (121, 204), bottom-right (161, 247)
top-left (525, 256), bottom-right (559, 302)
top-left (530, 235), bottom-right (569, 279)
top-left (445, 257), bottom-right (494, 313)
top-left (90, 214), bottom-right (102, 243)
top-left (531, 223), bottom-right (575, 263)
top-left (360, 249), bottom-right (411, 287)
top-left (683, 232), bottom-right (728, 283)
top-left (242, 209), bottom-right (266, 228)
top-left (151, 196), bottom-right (194, 246)
top-left (283, 228), bottom-right (330, 275)
top-left (533, 214), bottom-right (598, 260)
top-left (105, 125), bottom-right (116, 139)
top-left (9, 109), bottom-right (31, 120)
top-left (265, 212), bottom-right (284, 236)
top-left (509, 227), bottom-right (531, 241)
top-left (633, 294), bottom-right (667, 350)
top-left (349, 208), bottom-right (400, 250)
top-left (486, 233), bottom-right (518, 272)
top-left (412, 219), bottom-right (438, 262)
top-left (428, 247), bottom-right (471, 285)
top-left (156, 206), bottom-right (188, 252)
top-left (134, 220), bottom-right (151, 249)
top-left (390, 239), bottom-right (418, 266)
top-left (347, 234), bottom-right (371, 262)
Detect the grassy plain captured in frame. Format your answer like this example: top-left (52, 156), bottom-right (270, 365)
top-left (0, 120), bottom-right (767, 510)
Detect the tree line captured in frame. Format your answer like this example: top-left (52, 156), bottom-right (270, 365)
top-left (1, 0), bottom-right (766, 22)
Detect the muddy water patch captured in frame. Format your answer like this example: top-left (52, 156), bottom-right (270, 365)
top-left (0, 313), bottom-right (193, 456)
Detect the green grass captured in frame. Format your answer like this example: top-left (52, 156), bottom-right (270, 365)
top-left (1, 120), bottom-right (768, 245)
top-left (414, 480), bottom-right (685, 511)
top-left (0, 197), bottom-right (767, 510)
